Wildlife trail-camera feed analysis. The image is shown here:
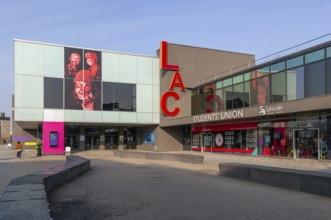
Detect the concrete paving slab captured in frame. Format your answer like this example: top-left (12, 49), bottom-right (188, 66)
top-left (1, 189), bottom-right (46, 201)
top-left (0, 199), bottom-right (50, 220)
top-left (5, 183), bottom-right (44, 192)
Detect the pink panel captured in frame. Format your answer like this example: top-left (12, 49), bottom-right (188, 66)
top-left (42, 122), bottom-right (64, 155)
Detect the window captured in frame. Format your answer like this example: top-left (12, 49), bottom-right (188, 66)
top-left (305, 49), bottom-right (324, 64)
top-left (257, 76), bottom-right (270, 105)
top-left (103, 82), bottom-right (136, 111)
top-left (327, 47), bottom-right (331, 58)
top-left (223, 78), bottom-right (232, 87)
top-left (244, 72), bottom-right (253, 81)
top-left (304, 60), bottom-right (325, 97)
top-left (271, 72), bottom-right (286, 102)
top-left (232, 83), bottom-right (245, 109)
top-left (243, 81), bottom-right (251, 107)
top-left (224, 86), bottom-right (233, 110)
top-left (257, 66), bottom-right (270, 77)
top-left (216, 81), bottom-right (223, 89)
top-left (271, 61), bottom-right (285, 73)
top-left (233, 75), bottom-right (243, 84)
top-left (287, 67), bottom-right (304, 100)
top-left (326, 58), bottom-right (331, 94)
top-left (44, 77), bottom-right (63, 109)
top-left (287, 56), bottom-right (303, 69)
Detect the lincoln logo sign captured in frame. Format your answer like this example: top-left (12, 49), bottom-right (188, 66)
top-left (259, 104), bottom-right (283, 115)
top-left (160, 41), bottom-right (185, 117)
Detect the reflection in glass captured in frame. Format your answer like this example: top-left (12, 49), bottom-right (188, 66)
top-left (271, 72), bottom-right (286, 102)
top-left (304, 60), bottom-right (325, 97)
top-left (287, 67), bottom-right (304, 100)
top-left (103, 82), bottom-right (136, 111)
top-left (257, 76), bottom-right (270, 105)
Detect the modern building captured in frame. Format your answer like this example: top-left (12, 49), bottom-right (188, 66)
top-left (12, 38), bottom-right (331, 160)
top-left (0, 113), bottom-right (10, 144)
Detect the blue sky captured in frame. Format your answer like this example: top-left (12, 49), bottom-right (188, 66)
top-left (1, 0), bottom-right (331, 119)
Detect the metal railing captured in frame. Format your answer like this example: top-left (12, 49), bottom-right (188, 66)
top-left (199, 33), bottom-right (331, 86)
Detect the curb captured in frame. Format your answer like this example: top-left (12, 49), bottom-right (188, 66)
top-left (219, 162), bottom-right (331, 197)
top-left (0, 156), bottom-right (90, 220)
top-left (113, 150), bottom-right (204, 164)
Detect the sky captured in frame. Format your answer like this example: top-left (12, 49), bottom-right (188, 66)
top-left (1, 0), bottom-right (331, 120)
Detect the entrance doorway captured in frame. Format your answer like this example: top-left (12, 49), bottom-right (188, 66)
top-left (201, 133), bottom-right (212, 148)
top-left (86, 135), bottom-right (99, 150)
top-left (293, 128), bottom-right (321, 159)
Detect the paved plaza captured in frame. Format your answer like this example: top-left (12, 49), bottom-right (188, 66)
top-left (2, 146), bottom-right (331, 219)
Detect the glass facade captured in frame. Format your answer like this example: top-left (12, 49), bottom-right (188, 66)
top-left (192, 46), bottom-right (331, 115)
top-left (193, 111), bottom-right (331, 159)
top-left (191, 43), bottom-right (331, 160)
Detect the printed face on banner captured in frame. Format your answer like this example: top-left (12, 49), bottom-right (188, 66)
top-left (64, 48), bottom-right (102, 111)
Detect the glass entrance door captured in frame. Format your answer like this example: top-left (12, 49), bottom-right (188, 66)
top-left (201, 133), bottom-right (212, 149)
top-left (293, 128), bottom-right (320, 159)
top-left (86, 135), bottom-right (99, 150)
top-left (105, 133), bottom-right (118, 150)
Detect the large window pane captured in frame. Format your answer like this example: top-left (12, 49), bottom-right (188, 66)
top-left (326, 58), bottom-right (331, 94)
top-left (233, 83), bottom-right (245, 109)
top-left (103, 82), bottom-right (136, 112)
top-left (327, 47), bottom-right (331, 58)
top-left (257, 76), bottom-right (270, 105)
top-left (305, 49), bottom-right (324, 64)
top-left (44, 77), bottom-right (63, 109)
top-left (191, 94), bottom-right (201, 115)
top-left (118, 84), bottom-right (136, 111)
top-left (287, 67), bottom-right (304, 100)
top-left (224, 86), bottom-right (233, 110)
top-left (271, 61), bottom-right (285, 73)
top-left (304, 60), bottom-right (325, 97)
top-left (103, 82), bottom-right (116, 110)
top-left (249, 78), bottom-right (257, 106)
top-left (271, 72), bottom-right (286, 103)
top-left (257, 66), bottom-right (270, 77)
top-left (233, 75), bottom-right (243, 84)
top-left (215, 88), bottom-right (224, 111)
top-left (243, 81), bottom-right (250, 107)
top-left (223, 78), bottom-right (232, 87)
top-left (243, 72), bottom-right (251, 81)
top-left (216, 81), bottom-right (223, 89)
top-left (287, 56), bottom-right (303, 69)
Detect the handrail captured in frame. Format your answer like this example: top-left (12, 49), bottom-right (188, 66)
top-left (199, 33), bottom-right (331, 86)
